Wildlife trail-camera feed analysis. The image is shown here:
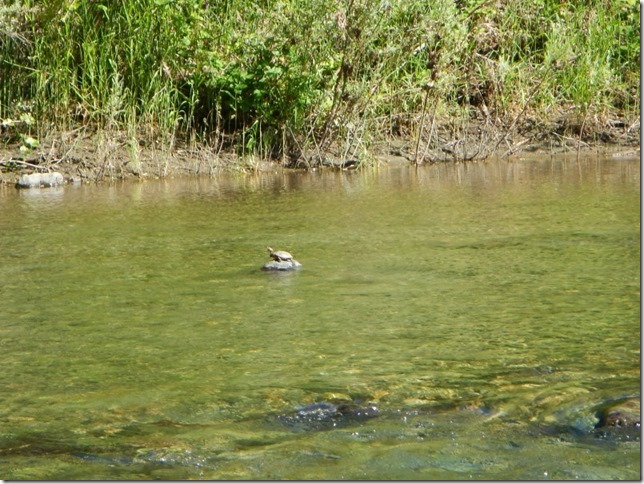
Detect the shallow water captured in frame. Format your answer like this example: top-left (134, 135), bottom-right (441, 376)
top-left (0, 156), bottom-right (639, 480)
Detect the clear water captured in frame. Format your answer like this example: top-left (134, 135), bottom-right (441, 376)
top-left (0, 156), bottom-right (639, 479)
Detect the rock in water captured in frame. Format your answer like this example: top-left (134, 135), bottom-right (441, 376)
top-left (594, 397), bottom-right (640, 441)
top-left (16, 172), bottom-right (65, 188)
top-left (276, 401), bottom-right (379, 431)
top-left (262, 259), bottom-right (302, 271)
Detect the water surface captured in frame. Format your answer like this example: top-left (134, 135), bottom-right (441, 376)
top-left (0, 156), bottom-right (639, 479)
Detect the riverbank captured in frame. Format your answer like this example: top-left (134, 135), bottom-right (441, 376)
top-left (0, 116), bottom-right (639, 185)
top-left (1, 0), bottom-right (638, 183)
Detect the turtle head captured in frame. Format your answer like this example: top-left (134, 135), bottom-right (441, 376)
top-left (267, 246), bottom-right (273, 253)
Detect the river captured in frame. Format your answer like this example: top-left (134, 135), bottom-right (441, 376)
top-left (0, 155), bottom-right (639, 479)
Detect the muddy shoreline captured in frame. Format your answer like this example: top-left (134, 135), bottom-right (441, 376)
top-left (0, 120), bottom-right (639, 185)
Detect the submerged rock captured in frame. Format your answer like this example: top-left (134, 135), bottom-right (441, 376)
top-left (262, 259), bottom-right (302, 271)
top-left (593, 397), bottom-right (640, 441)
top-left (541, 396), bottom-right (641, 443)
top-left (72, 448), bottom-right (218, 469)
top-left (71, 451), bottom-right (134, 466)
top-left (595, 397), bottom-right (640, 428)
top-left (16, 172), bottom-right (65, 188)
top-left (277, 401), bottom-right (379, 431)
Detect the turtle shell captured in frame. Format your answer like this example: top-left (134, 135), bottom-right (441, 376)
top-left (268, 247), bottom-right (293, 261)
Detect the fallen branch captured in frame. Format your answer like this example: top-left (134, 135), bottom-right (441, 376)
top-left (0, 158), bottom-right (50, 171)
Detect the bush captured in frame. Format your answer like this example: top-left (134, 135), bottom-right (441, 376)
top-left (1, 0), bottom-right (639, 160)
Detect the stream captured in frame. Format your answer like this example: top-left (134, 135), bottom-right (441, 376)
top-left (0, 155), bottom-right (639, 479)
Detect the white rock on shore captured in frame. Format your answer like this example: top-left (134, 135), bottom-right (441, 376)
top-left (16, 172), bottom-right (65, 188)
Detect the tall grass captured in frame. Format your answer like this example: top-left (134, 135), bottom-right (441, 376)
top-left (0, 0), bottom-right (639, 164)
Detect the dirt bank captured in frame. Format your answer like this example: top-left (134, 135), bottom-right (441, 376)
top-left (0, 118), bottom-right (639, 185)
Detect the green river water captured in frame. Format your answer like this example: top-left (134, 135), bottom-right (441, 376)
top-left (0, 156), bottom-right (640, 480)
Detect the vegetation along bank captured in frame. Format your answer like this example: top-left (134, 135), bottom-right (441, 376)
top-left (0, 0), bottom-right (640, 181)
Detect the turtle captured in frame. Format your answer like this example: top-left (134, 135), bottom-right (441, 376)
top-left (267, 246), bottom-right (294, 262)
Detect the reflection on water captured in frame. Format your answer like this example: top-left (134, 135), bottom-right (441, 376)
top-left (0, 156), bottom-right (639, 479)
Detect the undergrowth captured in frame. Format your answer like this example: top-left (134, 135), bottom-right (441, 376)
top-left (0, 0), bottom-right (640, 166)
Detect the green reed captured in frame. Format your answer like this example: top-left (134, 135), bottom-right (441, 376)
top-left (0, 0), bottom-right (639, 162)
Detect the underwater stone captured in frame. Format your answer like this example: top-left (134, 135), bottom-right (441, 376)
top-left (276, 401), bottom-right (379, 431)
